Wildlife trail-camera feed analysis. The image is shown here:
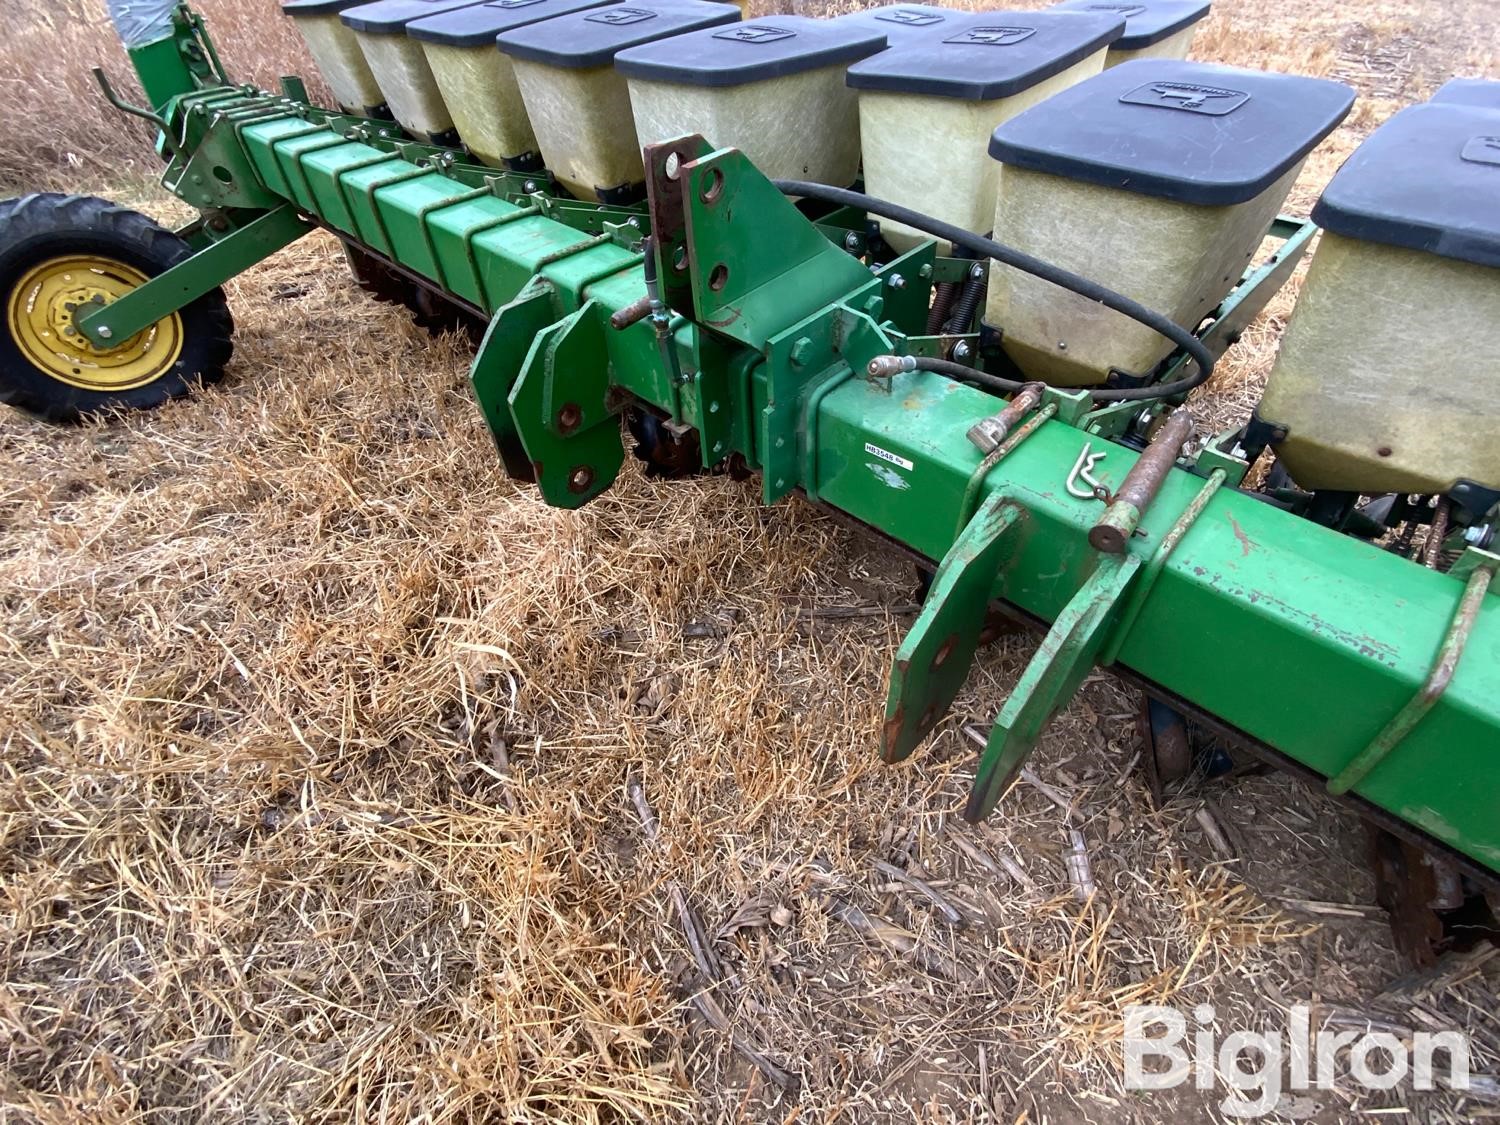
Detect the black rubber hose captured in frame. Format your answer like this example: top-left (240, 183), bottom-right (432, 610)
top-left (775, 180), bottom-right (1215, 403)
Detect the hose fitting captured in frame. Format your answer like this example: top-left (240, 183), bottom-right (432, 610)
top-left (867, 355), bottom-right (917, 380)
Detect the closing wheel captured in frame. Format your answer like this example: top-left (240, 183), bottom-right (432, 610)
top-left (0, 193), bottom-right (233, 423)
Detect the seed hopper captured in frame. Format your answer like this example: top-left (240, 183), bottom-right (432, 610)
top-left (3, 0), bottom-right (1497, 963)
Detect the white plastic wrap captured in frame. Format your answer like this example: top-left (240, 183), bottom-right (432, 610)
top-left (107, 0), bottom-right (177, 49)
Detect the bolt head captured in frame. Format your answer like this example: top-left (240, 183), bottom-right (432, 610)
top-left (843, 231), bottom-right (861, 251)
top-left (523, 180), bottom-right (538, 193)
top-left (952, 341), bottom-right (972, 360)
top-left (888, 273), bottom-right (906, 290)
top-left (96, 326), bottom-right (113, 340)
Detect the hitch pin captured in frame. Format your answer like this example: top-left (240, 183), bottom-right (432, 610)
top-left (1089, 408), bottom-right (1196, 554)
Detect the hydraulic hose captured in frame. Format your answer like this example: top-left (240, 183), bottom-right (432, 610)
top-left (774, 180), bottom-right (1215, 403)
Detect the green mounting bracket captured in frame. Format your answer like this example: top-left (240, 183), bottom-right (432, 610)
top-left (119, 2), bottom-right (228, 112)
top-left (470, 279), bottom-right (558, 482)
top-left (1043, 387), bottom-right (1095, 428)
top-left (75, 204), bottom-right (312, 347)
top-left (1194, 428), bottom-right (1252, 488)
top-left (675, 144), bottom-right (873, 350)
top-left (883, 495), bottom-right (1027, 763)
top-left (1081, 398), bottom-right (1147, 439)
top-left (507, 300), bottom-right (621, 508)
top-left (965, 553), bottom-right (1144, 821)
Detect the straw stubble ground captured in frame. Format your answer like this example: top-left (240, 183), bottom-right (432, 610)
top-left (1, 0), bottom-right (1497, 1121)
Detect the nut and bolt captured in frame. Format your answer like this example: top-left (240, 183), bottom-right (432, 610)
top-left (96, 326), bottom-right (113, 340)
top-left (952, 340), bottom-right (973, 361)
top-left (523, 180), bottom-right (539, 193)
top-left (843, 231), bottom-right (862, 251)
top-left (1464, 525), bottom-right (1494, 548)
top-left (789, 337), bottom-right (813, 369)
top-left (887, 273), bottom-right (906, 290)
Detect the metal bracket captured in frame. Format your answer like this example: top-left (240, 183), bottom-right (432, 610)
top-left (469, 278), bottom-right (556, 483)
top-left (965, 553), bottom-right (1144, 821)
top-left (883, 495), bottom-right (1027, 763)
top-left (75, 204), bottom-right (311, 346)
top-left (643, 135), bottom-right (876, 357)
top-left (506, 300), bottom-right (621, 508)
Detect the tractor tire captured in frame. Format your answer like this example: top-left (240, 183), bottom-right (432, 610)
top-left (340, 240), bottom-right (485, 342)
top-left (0, 193), bottom-right (234, 423)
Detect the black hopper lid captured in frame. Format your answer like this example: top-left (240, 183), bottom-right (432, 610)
top-left (1050, 0), bottom-right (1211, 50)
top-left (342, 0), bottom-right (490, 34)
top-left (408, 0), bottom-right (615, 46)
top-left (1312, 103), bottom-right (1500, 269)
top-left (617, 16), bottom-right (887, 87)
top-left (497, 0), bottom-right (739, 68)
top-left (987, 59), bottom-right (1355, 206)
top-left (845, 9), bottom-right (1127, 100)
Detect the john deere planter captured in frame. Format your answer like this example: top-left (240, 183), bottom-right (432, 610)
top-left (4, 0), bottom-right (1497, 965)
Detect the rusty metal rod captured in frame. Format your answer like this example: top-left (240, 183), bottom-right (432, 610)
top-left (966, 382), bottom-right (1047, 454)
top-left (1088, 408), bottom-right (1196, 554)
top-left (610, 293), bottom-right (654, 331)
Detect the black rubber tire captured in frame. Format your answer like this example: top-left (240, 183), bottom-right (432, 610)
top-left (341, 239), bottom-right (485, 343)
top-left (0, 193), bottom-right (234, 423)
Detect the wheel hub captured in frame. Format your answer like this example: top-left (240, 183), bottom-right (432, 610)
top-left (6, 255), bottom-right (183, 392)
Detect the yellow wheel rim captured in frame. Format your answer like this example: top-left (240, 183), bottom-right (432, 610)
top-left (6, 254), bottom-right (183, 392)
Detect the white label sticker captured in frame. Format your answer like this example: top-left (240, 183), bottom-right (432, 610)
top-left (864, 442), bottom-right (914, 472)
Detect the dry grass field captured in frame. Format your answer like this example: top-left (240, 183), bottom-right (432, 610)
top-left (1, 0), bottom-right (1497, 1122)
